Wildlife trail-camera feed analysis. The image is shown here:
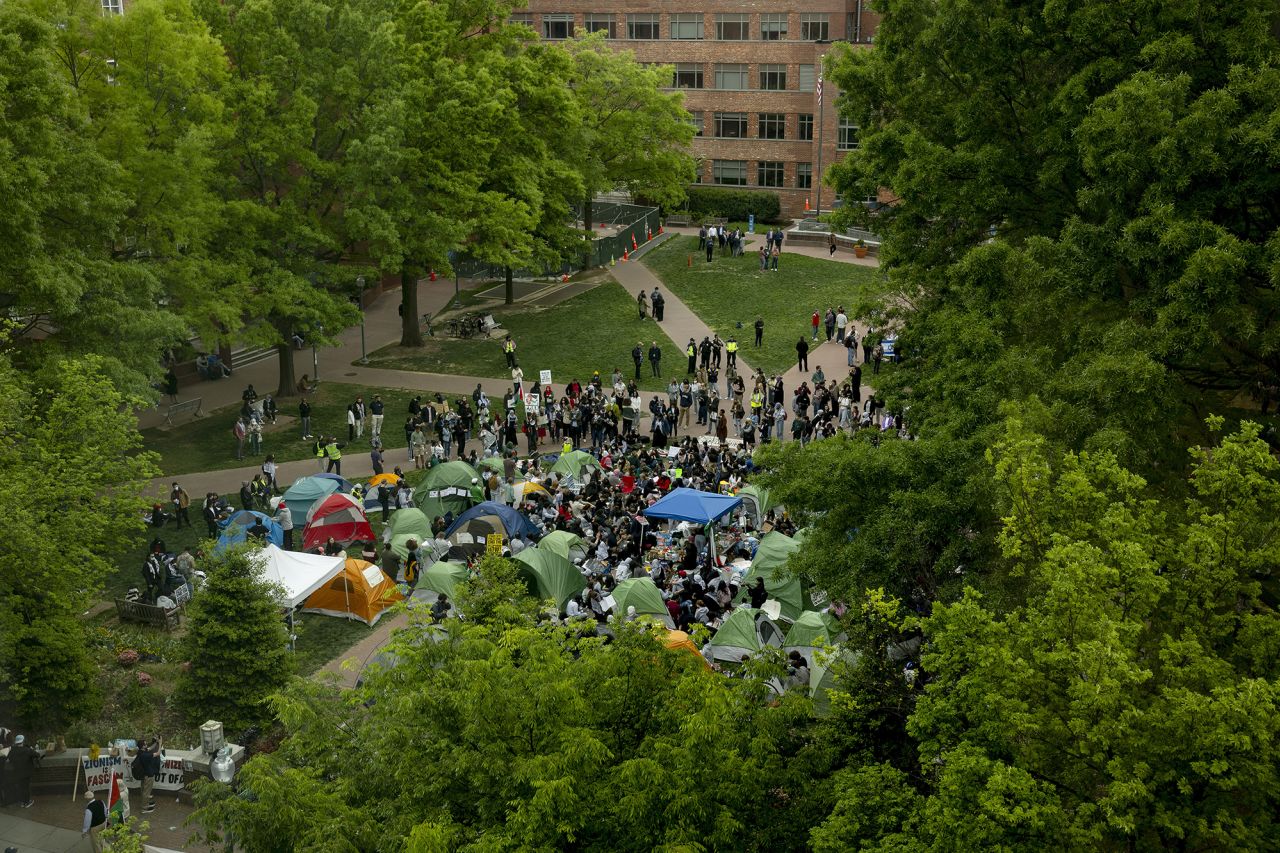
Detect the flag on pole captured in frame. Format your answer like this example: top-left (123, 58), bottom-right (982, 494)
top-left (816, 76), bottom-right (823, 106)
top-left (108, 771), bottom-right (129, 824)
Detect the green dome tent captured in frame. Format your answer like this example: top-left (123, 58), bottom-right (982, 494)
top-left (612, 578), bottom-right (673, 627)
top-left (784, 610), bottom-right (842, 652)
top-left (736, 484), bottom-right (774, 528)
top-left (550, 450), bottom-right (604, 479)
top-left (419, 560), bottom-right (470, 601)
top-left (477, 456), bottom-right (506, 475)
top-left (513, 548), bottom-right (586, 611)
top-left (707, 608), bottom-right (783, 662)
top-left (809, 648), bottom-right (861, 716)
top-left (538, 530), bottom-right (587, 562)
top-left (418, 461), bottom-right (483, 523)
top-left (736, 531), bottom-right (811, 621)
top-left (388, 508), bottom-right (434, 559)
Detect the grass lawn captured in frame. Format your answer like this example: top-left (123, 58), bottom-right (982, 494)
top-left (365, 278), bottom-right (672, 392)
top-left (141, 382), bottom-right (433, 477)
top-left (641, 235), bottom-right (880, 376)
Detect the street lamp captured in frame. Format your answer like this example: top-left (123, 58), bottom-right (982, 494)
top-left (357, 275), bottom-right (368, 365)
top-left (210, 746), bottom-right (236, 784)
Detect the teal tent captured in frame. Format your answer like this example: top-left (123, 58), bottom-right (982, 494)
top-left (512, 548), bottom-right (586, 611)
top-left (538, 530), bottom-right (587, 562)
top-left (736, 531), bottom-right (810, 621)
top-left (611, 578), bottom-right (673, 627)
top-left (282, 476), bottom-right (339, 523)
top-left (388, 508), bottom-right (434, 559)
top-left (418, 461), bottom-right (483, 523)
top-left (419, 560), bottom-right (470, 601)
top-left (550, 450), bottom-right (604, 479)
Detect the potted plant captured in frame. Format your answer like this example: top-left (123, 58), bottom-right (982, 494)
top-left (854, 239), bottom-right (869, 259)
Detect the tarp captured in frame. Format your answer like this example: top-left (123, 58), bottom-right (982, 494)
top-left (302, 558), bottom-right (402, 625)
top-left (252, 544), bottom-right (345, 608)
top-left (214, 510), bottom-right (283, 553)
top-left (282, 476), bottom-right (340, 523)
top-left (444, 501), bottom-right (539, 541)
top-left (419, 560), bottom-right (470, 601)
top-left (643, 487), bottom-right (742, 524)
top-left (512, 548), bottom-right (586, 610)
top-left (612, 578), bottom-right (673, 627)
top-left (550, 449), bottom-right (604, 478)
top-left (737, 531), bottom-right (808, 621)
top-left (303, 493), bottom-right (376, 551)
top-left (418, 461), bottom-right (483, 522)
top-left (538, 530), bottom-right (586, 561)
top-left (784, 610), bottom-right (840, 650)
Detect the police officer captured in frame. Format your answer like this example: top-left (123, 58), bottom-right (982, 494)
top-left (726, 336), bottom-right (739, 368)
top-left (686, 338), bottom-right (697, 375)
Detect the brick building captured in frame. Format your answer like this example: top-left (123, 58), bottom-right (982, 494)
top-left (514, 2), bottom-right (880, 216)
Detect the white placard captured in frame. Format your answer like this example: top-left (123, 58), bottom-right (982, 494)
top-left (539, 369), bottom-right (553, 385)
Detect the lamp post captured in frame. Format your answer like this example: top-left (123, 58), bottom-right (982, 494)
top-left (356, 275), bottom-right (368, 365)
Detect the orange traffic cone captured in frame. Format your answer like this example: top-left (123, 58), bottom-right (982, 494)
top-left (658, 224), bottom-right (664, 234)
top-left (561, 274), bottom-right (570, 282)
top-left (622, 248), bottom-right (629, 262)
top-left (804, 197), bottom-right (811, 212)
top-left (646, 227), bottom-right (652, 241)
top-left (631, 234), bottom-right (638, 250)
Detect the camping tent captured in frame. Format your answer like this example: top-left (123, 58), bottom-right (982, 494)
top-left (214, 510), bottom-right (283, 553)
top-left (302, 558), bottom-right (403, 625)
top-left (510, 480), bottom-right (550, 502)
top-left (736, 485), bottom-right (774, 529)
top-left (612, 578), bottom-right (674, 627)
top-left (252, 544), bottom-right (345, 608)
top-left (809, 648), bottom-right (860, 716)
top-left (302, 493), bottom-right (376, 552)
top-left (706, 608), bottom-right (783, 662)
top-left (362, 474), bottom-right (410, 512)
top-left (387, 508), bottom-right (433, 559)
top-left (512, 548), bottom-right (586, 611)
top-left (642, 487), bottom-right (742, 524)
top-left (477, 456), bottom-right (506, 475)
top-left (550, 449), bottom-right (604, 479)
top-left (282, 476), bottom-right (340, 523)
top-left (444, 501), bottom-right (539, 541)
top-left (314, 473), bottom-right (354, 492)
top-left (784, 610), bottom-right (842, 653)
top-left (663, 630), bottom-right (711, 668)
top-left (419, 560), bottom-right (470, 601)
top-left (538, 530), bottom-right (587, 562)
top-left (737, 531), bottom-right (809, 621)
top-left (418, 461), bottom-right (483, 522)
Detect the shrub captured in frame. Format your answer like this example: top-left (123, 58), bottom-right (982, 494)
top-left (685, 188), bottom-right (783, 223)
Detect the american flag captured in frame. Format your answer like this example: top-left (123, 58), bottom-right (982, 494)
top-left (817, 76), bottom-right (823, 106)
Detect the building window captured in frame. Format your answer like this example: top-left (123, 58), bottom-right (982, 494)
top-left (670, 13), bottom-right (704, 40)
top-left (838, 119), bottom-right (860, 150)
top-left (759, 64), bottom-right (787, 91)
top-left (796, 163), bottom-right (812, 189)
top-left (713, 112), bottom-right (747, 139)
top-left (799, 64), bottom-right (816, 92)
top-left (101, 0), bottom-right (123, 13)
top-left (673, 63), bottom-right (703, 89)
top-left (542, 14), bottom-right (573, 39)
top-left (798, 113), bottom-right (814, 141)
top-left (714, 63), bottom-right (748, 90)
top-left (760, 13), bottom-right (787, 40)
top-left (712, 160), bottom-right (747, 186)
top-left (757, 161), bottom-right (785, 188)
top-left (626, 13), bottom-right (659, 39)
top-left (758, 113), bottom-right (786, 140)
top-left (584, 13), bottom-right (615, 38)
top-left (510, 12), bottom-right (532, 26)
top-left (715, 13), bottom-right (748, 40)
top-left (688, 111), bottom-right (704, 137)
top-left (800, 13), bottom-right (830, 41)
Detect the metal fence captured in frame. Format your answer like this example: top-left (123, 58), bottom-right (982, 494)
top-left (795, 218), bottom-right (883, 244)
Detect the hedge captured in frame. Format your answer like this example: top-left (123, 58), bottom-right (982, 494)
top-left (683, 188), bottom-right (783, 223)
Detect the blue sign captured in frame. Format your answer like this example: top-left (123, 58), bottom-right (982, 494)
top-left (748, 214), bottom-right (755, 234)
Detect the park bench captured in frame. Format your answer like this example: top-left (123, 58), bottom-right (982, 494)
top-left (114, 598), bottom-right (183, 631)
top-left (163, 397), bottom-right (204, 426)
top-left (665, 214), bottom-right (691, 227)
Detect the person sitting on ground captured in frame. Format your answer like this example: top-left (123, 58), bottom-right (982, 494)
top-left (296, 374), bottom-right (318, 396)
top-left (431, 594), bottom-right (450, 623)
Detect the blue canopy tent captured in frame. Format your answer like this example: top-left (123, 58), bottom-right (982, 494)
top-left (642, 488), bottom-right (743, 565)
top-left (215, 510), bottom-right (283, 553)
top-left (444, 501), bottom-right (540, 541)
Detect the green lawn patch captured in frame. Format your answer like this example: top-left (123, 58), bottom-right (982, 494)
top-left (641, 236), bottom-right (880, 376)
top-left (365, 278), bottom-right (672, 391)
top-left (142, 382), bottom-right (431, 477)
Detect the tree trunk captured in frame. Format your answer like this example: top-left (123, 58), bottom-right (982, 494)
top-left (400, 267), bottom-right (423, 347)
top-left (275, 341), bottom-right (297, 398)
top-left (505, 266), bottom-right (514, 306)
top-left (582, 196), bottom-right (594, 269)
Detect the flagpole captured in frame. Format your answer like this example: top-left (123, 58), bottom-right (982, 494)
top-left (71, 748), bottom-right (82, 801)
top-left (815, 74), bottom-right (825, 217)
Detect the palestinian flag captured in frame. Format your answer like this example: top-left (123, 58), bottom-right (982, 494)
top-left (108, 771), bottom-right (130, 824)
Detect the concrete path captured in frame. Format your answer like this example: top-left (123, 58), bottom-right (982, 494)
top-left (0, 797), bottom-right (204, 852)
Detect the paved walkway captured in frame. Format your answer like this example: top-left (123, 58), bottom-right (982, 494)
top-left (0, 797), bottom-right (201, 852)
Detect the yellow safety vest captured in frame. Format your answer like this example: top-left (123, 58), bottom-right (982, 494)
top-left (726, 341), bottom-right (738, 352)
top-left (326, 443), bottom-right (341, 460)
top-left (750, 393), bottom-right (763, 410)
top-left (687, 345), bottom-right (695, 357)
top-left (504, 341), bottom-right (514, 353)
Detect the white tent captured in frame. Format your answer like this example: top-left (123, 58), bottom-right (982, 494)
top-left (252, 544), bottom-right (345, 608)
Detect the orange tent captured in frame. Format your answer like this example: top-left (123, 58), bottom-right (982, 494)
top-left (663, 630), bottom-right (712, 669)
top-left (302, 558), bottom-right (403, 626)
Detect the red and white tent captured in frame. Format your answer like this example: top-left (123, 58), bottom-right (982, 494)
top-left (303, 493), bottom-right (375, 551)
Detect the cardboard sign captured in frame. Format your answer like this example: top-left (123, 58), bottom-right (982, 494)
top-left (524, 392), bottom-right (540, 414)
top-left (539, 369), bottom-right (553, 386)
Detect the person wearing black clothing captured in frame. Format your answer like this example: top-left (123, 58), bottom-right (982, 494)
top-left (754, 317), bottom-right (764, 347)
top-left (203, 495), bottom-right (220, 538)
top-left (143, 551), bottom-right (166, 602)
top-left (652, 289), bottom-right (665, 321)
top-left (632, 342), bottom-right (643, 380)
top-left (648, 342), bottom-right (662, 377)
top-left (6, 735), bottom-right (38, 808)
top-left (748, 577), bottom-right (768, 609)
top-left (796, 338), bottom-right (810, 372)
top-left (83, 789), bottom-right (108, 851)
top-left (378, 482), bottom-right (393, 523)
top-left (246, 519), bottom-right (270, 542)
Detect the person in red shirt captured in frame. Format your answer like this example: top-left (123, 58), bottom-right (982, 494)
top-left (811, 310), bottom-right (821, 341)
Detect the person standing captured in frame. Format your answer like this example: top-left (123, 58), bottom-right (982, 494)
top-left (685, 338), bottom-right (697, 375)
top-left (233, 417), bottom-right (247, 461)
top-left (835, 308), bottom-right (849, 343)
top-left (862, 331), bottom-right (875, 363)
top-left (136, 735), bottom-right (161, 814)
top-left (810, 310), bottom-right (821, 341)
top-left (170, 483), bottom-right (191, 529)
top-left (631, 342), bottom-right (644, 380)
top-left (711, 334), bottom-right (724, 369)
top-left (503, 336), bottom-right (517, 368)
top-left (369, 395), bottom-right (384, 440)
top-left (725, 336), bottom-right (738, 368)
top-left (824, 308), bottom-right (836, 342)
top-left (754, 317), bottom-right (765, 348)
top-left (828, 231), bottom-right (838, 256)
top-left (296, 395), bottom-right (312, 438)
top-left (82, 789), bottom-right (108, 852)
top-left (706, 235), bottom-right (715, 263)
top-left (325, 437), bottom-right (343, 475)
top-left (648, 342), bottom-right (662, 377)
top-left (6, 734), bottom-right (38, 808)
top-left (370, 443), bottom-right (384, 476)
top-left (273, 498), bottom-right (294, 550)
top-left (637, 291), bottom-right (648, 320)
top-left (873, 343), bottom-right (884, 375)
top-left (770, 244), bottom-right (780, 271)
top-left (652, 288), bottom-right (665, 321)
top-left (796, 337), bottom-right (810, 372)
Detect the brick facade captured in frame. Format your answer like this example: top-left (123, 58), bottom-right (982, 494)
top-left (517, 2), bottom-right (881, 216)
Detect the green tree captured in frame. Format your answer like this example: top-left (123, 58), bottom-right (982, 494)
top-left (562, 33), bottom-right (696, 263)
top-left (175, 547), bottom-right (291, 732)
top-left (0, 355), bottom-right (158, 730)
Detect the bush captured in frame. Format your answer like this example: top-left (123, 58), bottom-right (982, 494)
top-left (685, 188), bottom-right (783, 223)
